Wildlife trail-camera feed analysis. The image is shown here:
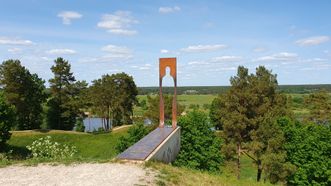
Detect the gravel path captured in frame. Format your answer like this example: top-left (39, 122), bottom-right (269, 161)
top-left (0, 163), bottom-right (157, 186)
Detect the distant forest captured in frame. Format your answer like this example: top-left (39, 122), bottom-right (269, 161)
top-left (138, 84), bottom-right (331, 95)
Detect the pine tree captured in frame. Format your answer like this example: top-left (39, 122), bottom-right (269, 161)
top-left (47, 57), bottom-right (77, 130)
top-left (0, 59), bottom-right (47, 130)
top-left (213, 66), bottom-right (294, 182)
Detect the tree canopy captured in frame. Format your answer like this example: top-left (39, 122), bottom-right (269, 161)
top-left (88, 72), bottom-right (138, 130)
top-left (47, 57), bottom-right (80, 130)
top-left (211, 66), bottom-right (293, 182)
top-left (0, 59), bottom-right (47, 130)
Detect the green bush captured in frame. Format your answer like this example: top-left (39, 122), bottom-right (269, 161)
top-left (0, 92), bottom-right (15, 149)
top-left (174, 110), bottom-right (223, 172)
top-left (26, 136), bottom-right (77, 160)
top-left (279, 118), bottom-right (331, 185)
top-left (75, 118), bottom-right (85, 132)
top-left (116, 123), bottom-right (150, 153)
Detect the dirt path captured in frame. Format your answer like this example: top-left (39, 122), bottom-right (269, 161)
top-left (0, 163), bottom-right (157, 186)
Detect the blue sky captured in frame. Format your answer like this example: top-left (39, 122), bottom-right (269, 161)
top-left (0, 0), bottom-right (330, 86)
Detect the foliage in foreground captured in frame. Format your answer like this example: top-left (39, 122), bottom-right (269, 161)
top-left (174, 110), bottom-right (223, 172)
top-left (116, 123), bottom-right (150, 153)
top-left (26, 136), bottom-right (77, 160)
top-left (0, 92), bottom-right (15, 149)
top-left (279, 118), bottom-right (331, 186)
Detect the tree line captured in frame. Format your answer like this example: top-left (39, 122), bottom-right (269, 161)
top-left (138, 84), bottom-right (331, 95)
top-left (0, 57), bottom-right (138, 142)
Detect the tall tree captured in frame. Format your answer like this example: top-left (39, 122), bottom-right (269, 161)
top-left (88, 72), bottom-right (138, 130)
top-left (110, 73), bottom-right (138, 126)
top-left (47, 57), bottom-right (77, 130)
top-left (0, 59), bottom-right (47, 130)
top-left (304, 90), bottom-right (331, 125)
top-left (212, 66), bottom-right (293, 182)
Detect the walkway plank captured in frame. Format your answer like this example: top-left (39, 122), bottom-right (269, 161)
top-left (117, 127), bottom-right (175, 161)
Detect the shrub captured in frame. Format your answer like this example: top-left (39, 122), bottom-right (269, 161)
top-left (174, 110), bottom-right (223, 172)
top-left (116, 123), bottom-right (150, 153)
top-left (279, 118), bottom-right (331, 185)
top-left (75, 117), bottom-right (85, 132)
top-left (0, 92), bottom-right (15, 149)
top-left (26, 136), bottom-right (77, 160)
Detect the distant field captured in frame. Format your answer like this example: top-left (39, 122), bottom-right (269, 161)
top-left (134, 93), bottom-right (330, 120)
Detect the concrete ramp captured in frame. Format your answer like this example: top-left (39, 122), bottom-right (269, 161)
top-left (117, 126), bottom-right (180, 163)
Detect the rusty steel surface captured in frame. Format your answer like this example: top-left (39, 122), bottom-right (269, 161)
top-left (117, 127), bottom-right (175, 160)
top-left (159, 58), bottom-right (177, 128)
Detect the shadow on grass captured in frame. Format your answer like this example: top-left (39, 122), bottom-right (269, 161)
top-left (4, 144), bottom-right (30, 160)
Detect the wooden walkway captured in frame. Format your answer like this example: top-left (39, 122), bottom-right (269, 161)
top-left (117, 127), bottom-right (175, 161)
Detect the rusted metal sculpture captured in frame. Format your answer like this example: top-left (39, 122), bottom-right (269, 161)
top-left (159, 58), bottom-right (177, 128)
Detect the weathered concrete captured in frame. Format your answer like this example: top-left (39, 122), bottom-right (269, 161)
top-left (146, 126), bottom-right (180, 163)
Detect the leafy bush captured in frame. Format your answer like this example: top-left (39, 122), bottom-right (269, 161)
top-left (174, 110), bottom-right (223, 172)
top-left (26, 136), bottom-right (77, 160)
top-left (75, 117), bottom-right (85, 132)
top-left (279, 118), bottom-right (331, 185)
top-left (116, 123), bottom-right (150, 153)
top-left (0, 92), bottom-right (15, 149)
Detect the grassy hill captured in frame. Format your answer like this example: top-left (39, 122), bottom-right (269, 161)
top-left (5, 127), bottom-right (130, 162)
top-left (2, 127), bottom-right (276, 185)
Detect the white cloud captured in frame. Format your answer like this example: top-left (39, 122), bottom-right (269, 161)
top-left (295, 36), bottom-right (330, 46)
top-left (253, 47), bottom-right (267, 52)
top-left (97, 11), bottom-right (138, 36)
top-left (46, 49), bottom-right (77, 55)
top-left (101, 45), bottom-right (131, 54)
top-left (211, 56), bottom-right (242, 63)
top-left (57, 11), bottom-right (82, 25)
top-left (188, 61), bottom-right (208, 65)
top-left (254, 52), bottom-right (298, 62)
top-left (181, 44), bottom-right (227, 53)
top-left (160, 49), bottom-right (169, 54)
top-left (99, 44), bottom-right (133, 61)
top-left (7, 48), bottom-right (22, 53)
top-left (159, 6), bottom-right (181, 14)
top-left (0, 37), bottom-right (33, 45)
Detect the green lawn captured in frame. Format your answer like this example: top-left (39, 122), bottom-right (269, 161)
top-left (6, 127), bottom-right (129, 162)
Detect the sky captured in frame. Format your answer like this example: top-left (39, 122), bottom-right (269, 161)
top-left (0, 0), bottom-right (330, 87)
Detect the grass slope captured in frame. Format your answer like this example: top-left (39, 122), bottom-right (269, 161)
top-left (6, 127), bottom-right (129, 162)
top-left (147, 161), bottom-right (274, 186)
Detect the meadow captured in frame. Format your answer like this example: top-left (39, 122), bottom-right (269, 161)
top-left (134, 93), bottom-right (312, 119)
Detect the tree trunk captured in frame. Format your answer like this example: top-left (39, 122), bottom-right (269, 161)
top-left (237, 143), bottom-right (241, 180)
top-left (257, 160), bottom-right (262, 182)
